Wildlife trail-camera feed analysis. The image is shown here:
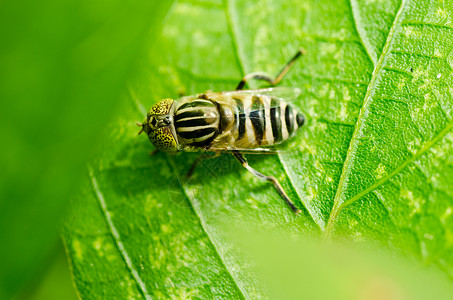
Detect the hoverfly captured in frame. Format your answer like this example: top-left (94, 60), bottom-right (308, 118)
top-left (138, 49), bottom-right (305, 214)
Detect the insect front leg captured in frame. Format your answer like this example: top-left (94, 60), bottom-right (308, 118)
top-left (235, 48), bottom-right (306, 90)
top-left (232, 150), bottom-right (302, 215)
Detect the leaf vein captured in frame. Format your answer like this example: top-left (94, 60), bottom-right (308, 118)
top-left (374, 96), bottom-right (410, 105)
top-left (401, 21), bottom-right (453, 31)
top-left (371, 189), bottom-right (400, 230)
top-left (225, 0), bottom-right (247, 76)
top-left (224, 0), bottom-right (322, 228)
top-left (318, 117), bottom-right (356, 127)
top-left (89, 168), bottom-right (152, 300)
top-left (301, 32), bottom-right (361, 43)
top-left (336, 120), bottom-right (453, 230)
top-left (164, 155), bottom-right (247, 300)
top-left (383, 66), bottom-right (414, 77)
top-left (391, 49), bottom-right (448, 60)
top-left (299, 73), bottom-right (369, 85)
top-left (349, 0), bottom-right (378, 64)
top-left (131, 92), bottom-right (246, 298)
top-left (325, 0), bottom-right (408, 237)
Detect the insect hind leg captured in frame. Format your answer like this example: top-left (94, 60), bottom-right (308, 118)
top-left (235, 48), bottom-right (306, 90)
top-left (236, 72), bottom-right (274, 90)
top-left (232, 151), bottom-right (301, 215)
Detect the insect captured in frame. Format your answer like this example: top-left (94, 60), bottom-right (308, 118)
top-left (138, 49), bottom-right (306, 214)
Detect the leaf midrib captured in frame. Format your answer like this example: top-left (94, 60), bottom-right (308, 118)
top-left (323, 0), bottom-right (453, 236)
top-left (225, 0), bottom-right (326, 230)
top-left (324, 0), bottom-right (407, 236)
top-left (188, 0), bottom-right (415, 238)
top-left (325, 0), bottom-right (453, 236)
top-left (73, 1), bottom-right (453, 298)
top-left (223, 0), bottom-right (404, 232)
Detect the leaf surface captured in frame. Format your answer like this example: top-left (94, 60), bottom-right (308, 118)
top-left (64, 0), bottom-right (453, 297)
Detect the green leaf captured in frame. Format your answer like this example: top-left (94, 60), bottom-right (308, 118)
top-left (0, 0), bottom-right (173, 298)
top-left (63, 0), bottom-right (453, 297)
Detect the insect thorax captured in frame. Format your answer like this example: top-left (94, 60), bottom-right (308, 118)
top-left (174, 97), bottom-right (224, 149)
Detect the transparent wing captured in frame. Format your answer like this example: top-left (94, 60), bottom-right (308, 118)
top-left (214, 87), bottom-right (303, 121)
top-left (208, 146), bottom-right (293, 155)
top-left (177, 87), bottom-right (301, 104)
top-left (178, 87), bottom-right (304, 129)
top-left (218, 87), bottom-right (301, 100)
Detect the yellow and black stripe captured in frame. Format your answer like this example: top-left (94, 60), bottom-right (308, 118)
top-left (173, 93), bottom-right (304, 150)
top-left (233, 94), bottom-right (304, 147)
top-left (174, 99), bottom-right (220, 147)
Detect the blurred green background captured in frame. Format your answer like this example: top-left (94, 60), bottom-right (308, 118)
top-left (0, 0), bottom-right (173, 298)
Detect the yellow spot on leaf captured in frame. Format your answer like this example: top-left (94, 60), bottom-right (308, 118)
top-left (375, 163), bottom-right (386, 179)
top-left (400, 189), bottom-right (424, 216)
top-left (93, 237), bottom-right (103, 251)
top-left (73, 240), bottom-right (84, 261)
top-left (161, 224), bottom-right (171, 233)
top-left (441, 207), bottom-right (452, 222)
top-left (342, 86), bottom-right (351, 101)
top-left (338, 103), bottom-right (348, 120)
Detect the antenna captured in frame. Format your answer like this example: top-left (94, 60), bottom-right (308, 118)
top-left (136, 122), bottom-right (144, 135)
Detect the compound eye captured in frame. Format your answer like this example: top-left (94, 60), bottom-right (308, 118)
top-left (163, 117), bottom-right (171, 125)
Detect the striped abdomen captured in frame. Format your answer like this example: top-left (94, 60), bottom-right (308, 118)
top-left (232, 94), bottom-right (304, 148)
top-left (174, 98), bottom-right (220, 147)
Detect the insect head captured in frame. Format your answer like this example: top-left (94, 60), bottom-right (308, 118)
top-left (138, 99), bottom-right (179, 152)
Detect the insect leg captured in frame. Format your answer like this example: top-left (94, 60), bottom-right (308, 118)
top-left (272, 48), bottom-right (306, 86)
top-left (186, 154), bottom-right (205, 179)
top-left (186, 152), bottom-right (221, 179)
top-left (235, 48), bottom-right (306, 90)
top-left (232, 150), bottom-right (302, 215)
top-left (236, 72), bottom-right (275, 90)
